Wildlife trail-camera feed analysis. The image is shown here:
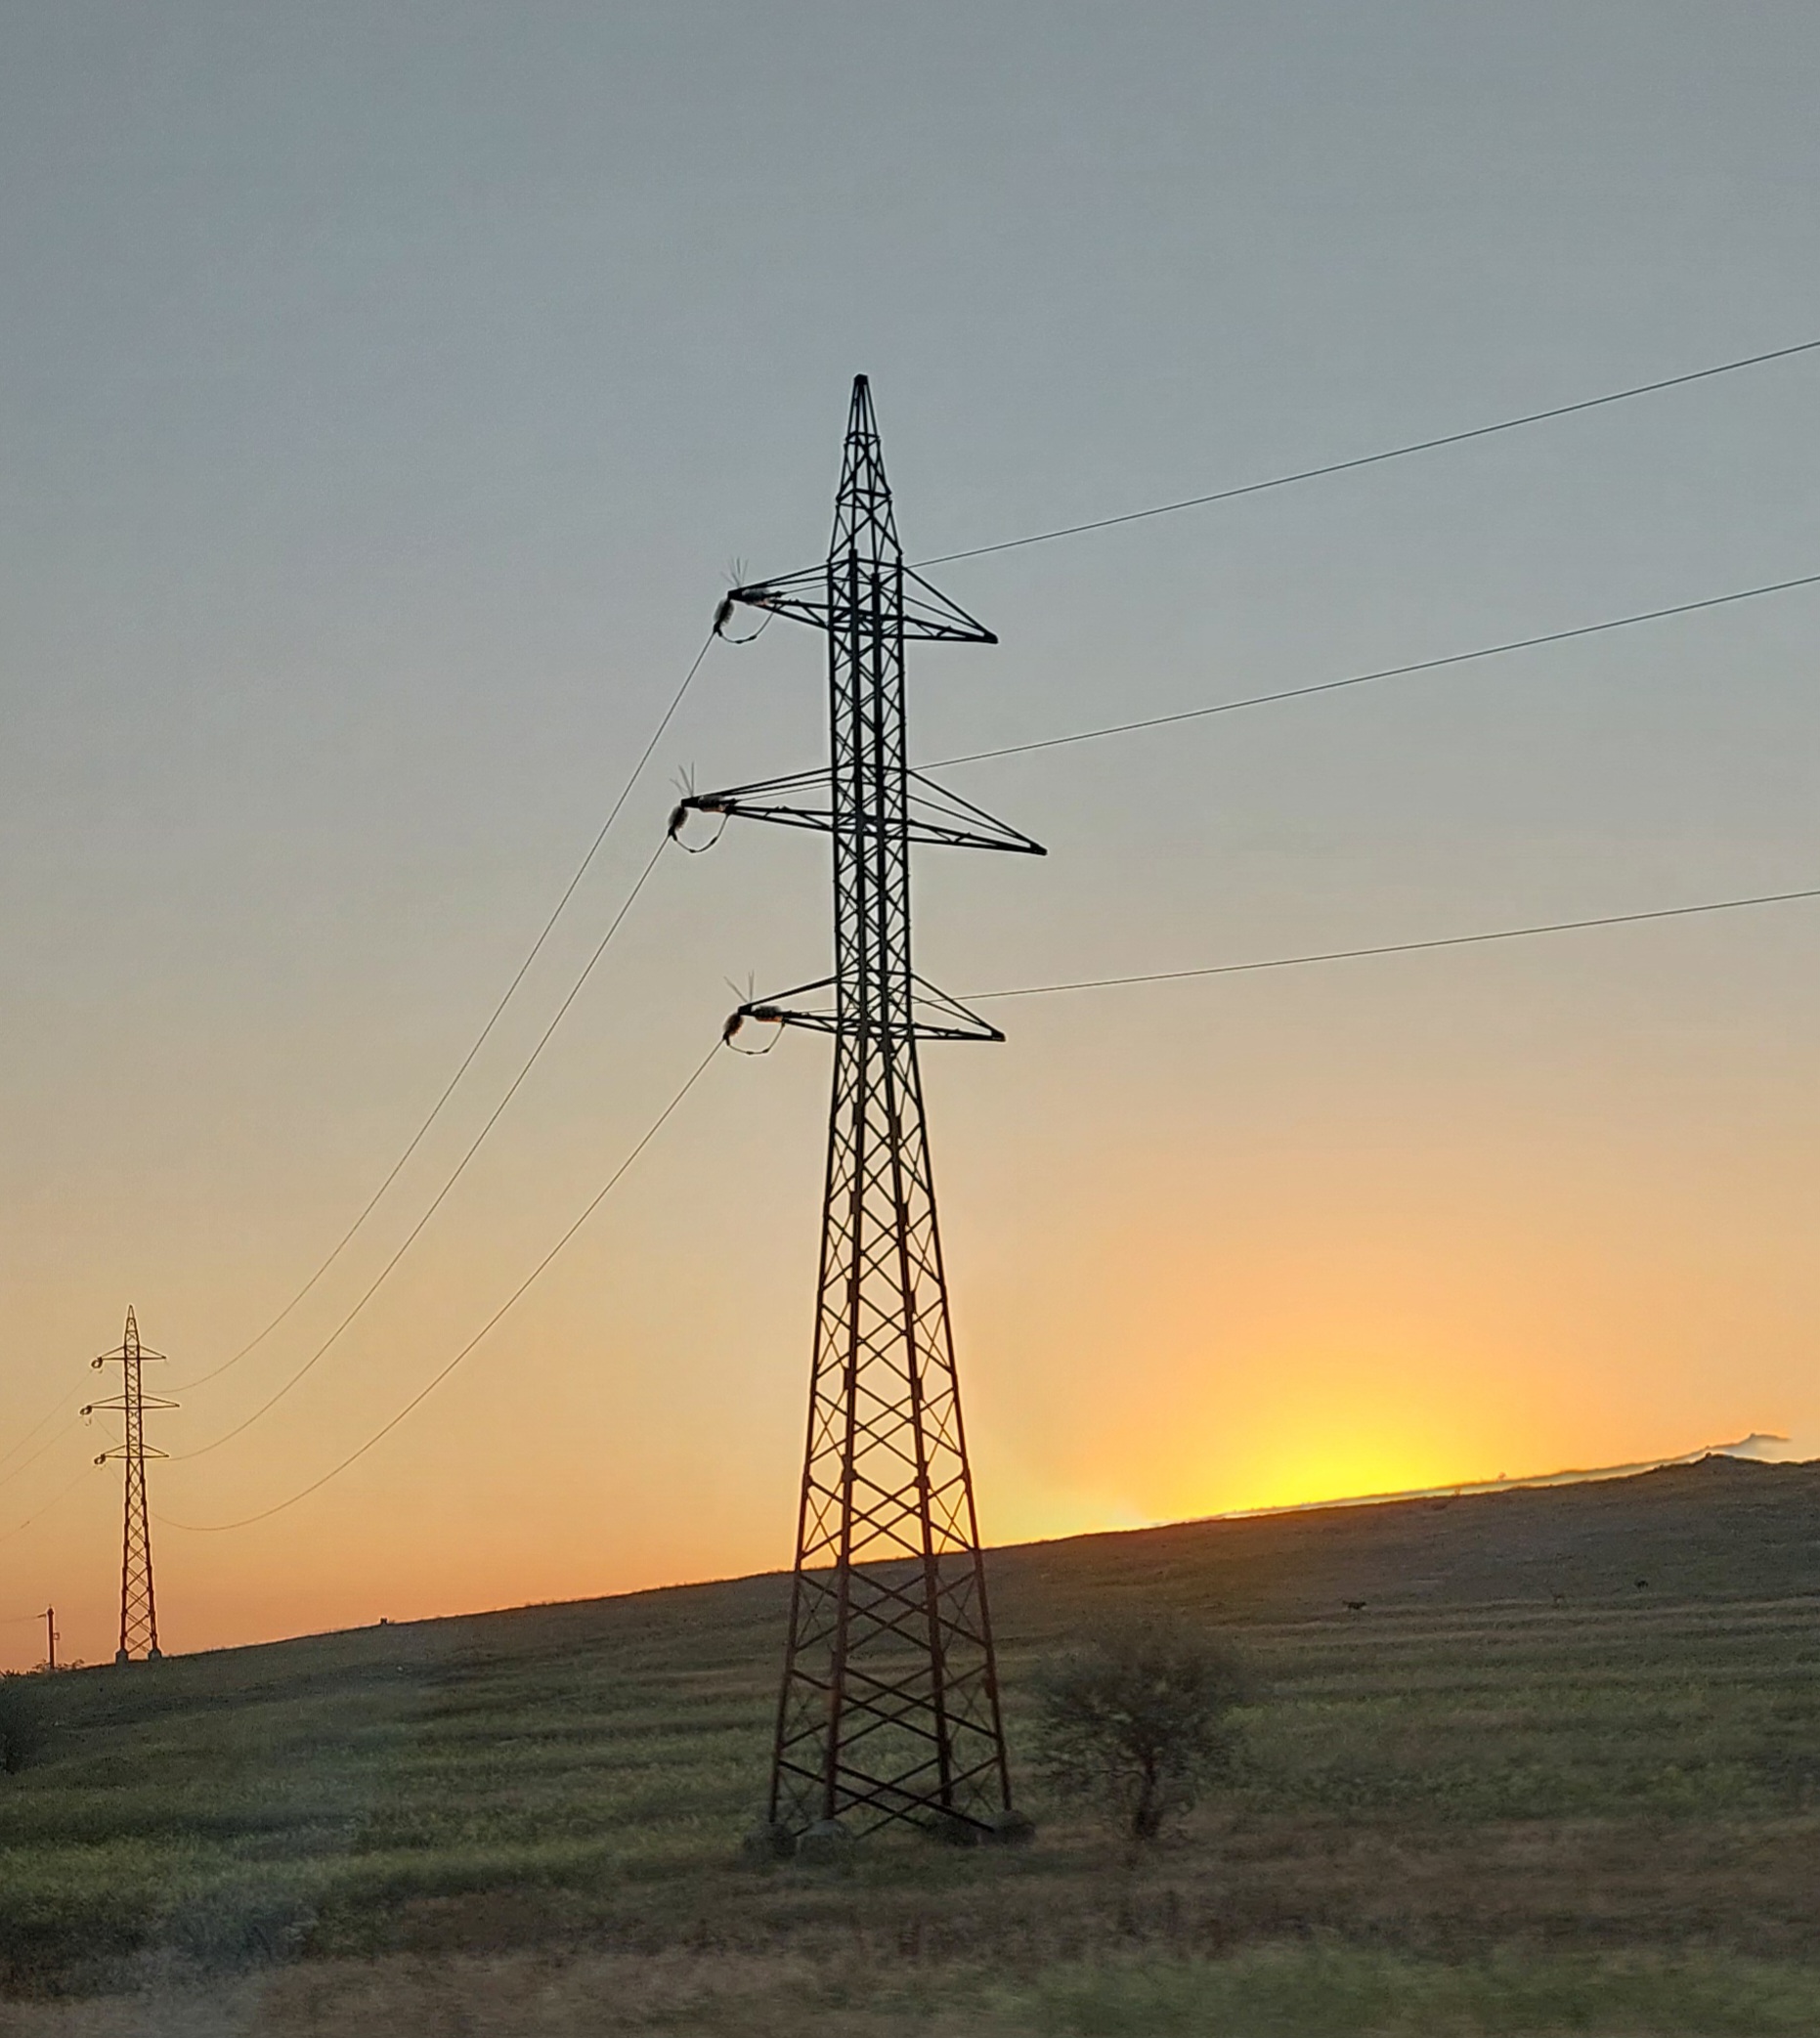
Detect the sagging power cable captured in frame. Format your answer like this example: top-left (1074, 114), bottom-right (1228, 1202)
top-left (0, 1460), bottom-right (96, 1549)
top-left (912, 337), bottom-right (1820, 569)
top-left (159, 1039), bottom-right (723, 1533)
top-left (925, 569), bottom-right (1820, 770)
top-left (969, 884), bottom-right (1820, 1003)
top-left (0, 1416), bottom-right (84, 1496)
top-left (174, 835), bottom-right (672, 1458)
top-left (175, 629), bottom-right (719, 1396)
top-left (149, 340), bottom-right (1820, 1395)
top-left (0, 1386), bottom-right (84, 1483)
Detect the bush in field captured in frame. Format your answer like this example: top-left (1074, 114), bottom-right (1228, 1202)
top-left (1033, 1620), bottom-right (1250, 1843)
top-left (0, 1670), bottom-right (50, 1774)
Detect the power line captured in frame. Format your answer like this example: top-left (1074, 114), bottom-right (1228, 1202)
top-left (0, 1416), bottom-right (83, 1496)
top-left (0, 1461), bottom-right (96, 1549)
top-left (160, 1039), bottom-right (723, 1534)
top-left (0, 1389), bottom-right (80, 1479)
top-left (0, 1388), bottom-right (85, 1488)
top-left (927, 569), bottom-right (1820, 769)
top-left (61, 341), bottom-right (1820, 1525)
top-left (175, 629), bottom-right (718, 1395)
top-left (174, 837), bottom-right (673, 1460)
top-left (158, 877), bottom-right (1819, 1501)
top-left (970, 884), bottom-right (1820, 1003)
top-left (140, 336), bottom-right (1820, 1399)
top-left (911, 337), bottom-right (1820, 569)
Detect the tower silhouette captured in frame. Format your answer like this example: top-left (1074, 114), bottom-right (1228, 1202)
top-left (84, 1308), bottom-right (176, 1664)
top-left (684, 377), bottom-right (1043, 1839)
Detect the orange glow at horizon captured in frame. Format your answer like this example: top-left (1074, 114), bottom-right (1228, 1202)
top-left (1216, 1403), bottom-right (1468, 1517)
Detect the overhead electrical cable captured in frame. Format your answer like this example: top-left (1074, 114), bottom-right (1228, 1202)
top-left (174, 836), bottom-right (672, 1458)
top-left (926, 569), bottom-right (1820, 769)
top-left (0, 1417), bottom-right (84, 1496)
top-left (911, 337), bottom-right (1820, 569)
top-left (159, 1040), bottom-right (723, 1533)
top-left (61, 343), bottom-right (1820, 1485)
top-left (969, 884), bottom-right (1820, 1003)
top-left (145, 336), bottom-right (1820, 1388)
top-left (175, 629), bottom-right (718, 1395)
top-left (0, 1390), bottom-right (83, 1480)
top-left (0, 1461), bottom-right (96, 1549)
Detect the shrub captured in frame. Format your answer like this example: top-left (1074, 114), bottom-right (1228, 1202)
top-left (1033, 1619), bottom-right (1250, 1843)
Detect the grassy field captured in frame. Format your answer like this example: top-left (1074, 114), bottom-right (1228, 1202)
top-left (3, 1454), bottom-right (1820, 2033)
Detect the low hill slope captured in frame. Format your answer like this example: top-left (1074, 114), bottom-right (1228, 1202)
top-left (993, 1453), bottom-right (1820, 1632)
top-left (4, 1455), bottom-right (1819, 2028)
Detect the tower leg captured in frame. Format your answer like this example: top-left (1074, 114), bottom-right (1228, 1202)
top-left (768, 1030), bottom-right (1012, 1837)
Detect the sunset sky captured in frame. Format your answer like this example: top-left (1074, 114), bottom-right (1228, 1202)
top-left (5, 4), bottom-right (1820, 1669)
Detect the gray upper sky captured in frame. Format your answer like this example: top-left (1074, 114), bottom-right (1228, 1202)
top-left (4, 4), bottom-right (1819, 1657)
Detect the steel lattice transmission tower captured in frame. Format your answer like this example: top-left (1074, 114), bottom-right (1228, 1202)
top-left (683, 376), bottom-right (1044, 1840)
top-left (83, 1308), bottom-right (176, 1664)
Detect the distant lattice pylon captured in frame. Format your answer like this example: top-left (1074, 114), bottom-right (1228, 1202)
top-left (683, 376), bottom-right (1044, 1841)
top-left (83, 1308), bottom-right (177, 1664)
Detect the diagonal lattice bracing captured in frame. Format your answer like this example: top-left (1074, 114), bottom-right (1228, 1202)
top-left (689, 377), bottom-right (1044, 1838)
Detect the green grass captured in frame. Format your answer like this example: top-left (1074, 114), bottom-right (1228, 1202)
top-left (998, 1948), bottom-right (1820, 2036)
top-left (5, 1455), bottom-right (1820, 2031)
